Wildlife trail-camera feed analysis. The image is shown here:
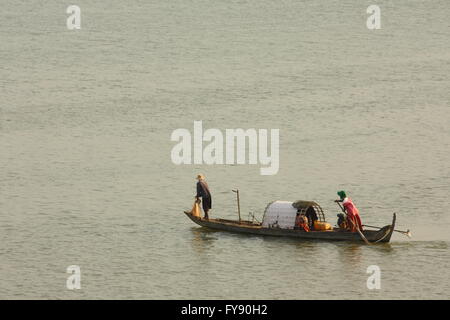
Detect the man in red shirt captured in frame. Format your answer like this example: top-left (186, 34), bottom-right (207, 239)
top-left (336, 190), bottom-right (363, 232)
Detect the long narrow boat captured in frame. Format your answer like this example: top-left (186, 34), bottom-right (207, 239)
top-left (184, 200), bottom-right (396, 243)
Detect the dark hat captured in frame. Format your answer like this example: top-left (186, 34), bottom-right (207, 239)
top-left (337, 190), bottom-right (347, 200)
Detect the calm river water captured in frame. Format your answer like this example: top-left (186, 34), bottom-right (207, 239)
top-left (1, 0), bottom-right (449, 299)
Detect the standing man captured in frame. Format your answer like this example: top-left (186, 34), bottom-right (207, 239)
top-left (196, 174), bottom-right (212, 220)
top-left (336, 190), bottom-right (363, 232)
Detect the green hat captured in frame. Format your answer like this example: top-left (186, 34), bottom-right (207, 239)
top-left (337, 190), bottom-right (347, 200)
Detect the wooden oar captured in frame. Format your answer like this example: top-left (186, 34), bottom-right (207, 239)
top-left (335, 201), bottom-right (371, 245)
top-left (363, 224), bottom-right (412, 238)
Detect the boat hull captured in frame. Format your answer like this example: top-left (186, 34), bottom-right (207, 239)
top-left (184, 211), bottom-right (396, 243)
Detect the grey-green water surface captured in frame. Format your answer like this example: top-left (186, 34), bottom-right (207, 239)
top-left (1, 1), bottom-right (449, 299)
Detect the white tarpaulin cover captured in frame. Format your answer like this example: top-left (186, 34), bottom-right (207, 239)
top-left (262, 201), bottom-right (297, 229)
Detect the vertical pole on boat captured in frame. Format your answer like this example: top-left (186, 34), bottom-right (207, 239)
top-left (232, 189), bottom-right (241, 223)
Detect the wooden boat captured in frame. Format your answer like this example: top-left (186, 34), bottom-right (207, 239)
top-left (183, 200), bottom-right (396, 243)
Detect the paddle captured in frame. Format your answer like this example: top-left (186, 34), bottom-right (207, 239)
top-left (335, 200), bottom-right (371, 245)
top-left (363, 223), bottom-right (412, 238)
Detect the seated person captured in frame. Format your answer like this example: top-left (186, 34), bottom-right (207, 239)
top-left (305, 207), bottom-right (318, 231)
top-left (295, 213), bottom-right (310, 232)
top-left (337, 213), bottom-right (348, 230)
